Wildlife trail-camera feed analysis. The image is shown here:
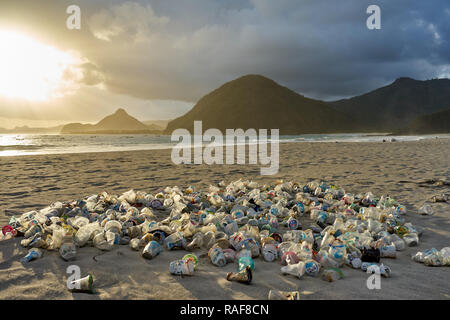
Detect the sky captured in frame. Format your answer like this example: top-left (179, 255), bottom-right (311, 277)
top-left (0, 0), bottom-right (449, 128)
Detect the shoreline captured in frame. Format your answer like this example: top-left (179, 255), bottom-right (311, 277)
top-left (1, 135), bottom-right (449, 159)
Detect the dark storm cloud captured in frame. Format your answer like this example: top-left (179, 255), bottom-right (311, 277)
top-left (1, 0), bottom-right (449, 103)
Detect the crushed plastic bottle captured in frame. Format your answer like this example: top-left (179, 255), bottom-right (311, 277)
top-left (268, 290), bottom-right (300, 300)
top-left (280, 261), bottom-right (305, 279)
top-left (227, 266), bottom-right (252, 284)
top-left (142, 241), bottom-right (162, 259)
top-left (238, 256), bottom-right (255, 272)
top-left (262, 243), bottom-right (278, 262)
top-left (403, 233), bottom-right (419, 247)
top-left (165, 232), bottom-right (187, 250)
top-left (69, 274), bottom-right (94, 293)
top-left (208, 247), bottom-right (227, 267)
top-left (362, 262), bottom-right (391, 278)
top-left (60, 236), bottom-right (77, 261)
top-left (418, 204), bottom-right (434, 215)
top-left (304, 259), bottom-right (320, 277)
top-left (379, 243), bottom-right (397, 258)
top-left (169, 258), bottom-right (195, 276)
top-left (322, 268), bottom-right (344, 282)
top-left (21, 248), bottom-right (42, 263)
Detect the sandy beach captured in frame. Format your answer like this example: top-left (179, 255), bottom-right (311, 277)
top-left (0, 139), bottom-right (449, 300)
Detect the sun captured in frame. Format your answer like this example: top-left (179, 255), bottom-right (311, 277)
top-left (0, 30), bottom-right (80, 101)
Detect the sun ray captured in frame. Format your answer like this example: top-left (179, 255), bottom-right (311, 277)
top-left (0, 30), bottom-right (81, 101)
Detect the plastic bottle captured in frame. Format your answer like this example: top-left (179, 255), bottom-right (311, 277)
top-left (142, 241), bottom-right (162, 259)
top-left (104, 220), bottom-right (122, 234)
top-left (139, 232), bottom-right (154, 248)
top-left (348, 255), bottom-right (362, 269)
top-left (223, 249), bottom-right (236, 263)
top-left (60, 236), bottom-right (77, 261)
top-left (403, 233), bottom-right (419, 247)
top-left (226, 266), bottom-right (252, 284)
top-left (130, 238), bottom-right (140, 251)
top-left (21, 248), bottom-right (42, 263)
top-left (328, 240), bottom-right (346, 263)
top-left (361, 262), bottom-right (391, 277)
top-left (93, 232), bottom-right (113, 251)
top-left (379, 243), bottom-right (397, 258)
top-left (208, 247), bottom-right (227, 267)
top-left (74, 223), bottom-right (102, 247)
top-left (418, 204), bottom-right (433, 215)
top-left (186, 233), bottom-right (203, 251)
top-left (69, 274), bottom-right (94, 293)
top-left (164, 232), bottom-right (186, 250)
top-left (304, 259), bottom-right (320, 277)
top-left (262, 243), bottom-right (278, 262)
top-left (169, 259), bottom-right (195, 276)
top-left (238, 256), bottom-right (255, 272)
top-left (280, 261), bottom-right (305, 279)
top-left (24, 224), bottom-right (42, 239)
top-left (322, 268), bottom-right (344, 282)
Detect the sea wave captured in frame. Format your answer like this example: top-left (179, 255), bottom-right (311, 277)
top-left (0, 144), bottom-right (55, 151)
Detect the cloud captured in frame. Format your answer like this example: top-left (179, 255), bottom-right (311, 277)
top-left (79, 0), bottom-right (450, 101)
top-left (77, 62), bottom-right (105, 86)
top-left (89, 1), bottom-right (170, 42)
top-left (0, 0), bottom-right (449, 124)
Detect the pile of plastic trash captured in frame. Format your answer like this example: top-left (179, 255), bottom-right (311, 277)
top-left (0, 179), bottom-right (431, 290)
top-left (411, 248), bottom-right (450, 267)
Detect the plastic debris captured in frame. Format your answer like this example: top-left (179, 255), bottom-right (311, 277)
top-left (170, 257), bottom-right (195, 276)
top-left (322, 268), bottom-right (344, 282)
top-left (1, 179), bottom-right (429, 289)
top-left (418, 204), bottom-right (434, 215)
top-left (69, 274), bottom-right (94, 293)
top-left (431, 194), bottom-right (447, 203)
top-left (21, 248), bottom-right (42, 263)
top-left (268, 290), bottom-right (300, 300)
top-left (281, 261), bottom-right (305, 279)
top-left (60, 240), bottom-right (77, 261)
top-left (227, 266), bottom-right (253, 284)
top-left (412, 248), bottom-right (450, 266)
top-left (362, 262), bottom-right (391, 278)
top-left (142, 241), bottom-right (162, 259)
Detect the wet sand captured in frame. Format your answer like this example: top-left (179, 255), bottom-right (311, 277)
top-left (0, 139), bottom-right (449, 299)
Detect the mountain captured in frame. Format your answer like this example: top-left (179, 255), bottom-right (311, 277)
top-left (142, 120), bottom-right (171, 130)
top-left (394, 108), bottom-right (450, 134)
top-left (0, 125), bottom-right (63, 134)
top-left (165, 75), bottom-right (355, 134)
top-left (330, 77), bottom-right (450, 131)
top-left (61, 108), bottom-right (161, 134)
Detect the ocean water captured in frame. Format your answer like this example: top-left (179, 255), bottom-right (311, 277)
top-left (0, 133), bottom-right (448, 157)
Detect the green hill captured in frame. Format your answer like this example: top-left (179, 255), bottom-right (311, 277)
top-left (165, 75), bottom-right (355, 134)
top-left (395, 108), bottom-right (450, 134)
top-left (330, 77), bottom-right (450, 131)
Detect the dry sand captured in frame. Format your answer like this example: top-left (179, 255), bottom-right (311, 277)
top-left (0, 139), bottom-right (449, 300)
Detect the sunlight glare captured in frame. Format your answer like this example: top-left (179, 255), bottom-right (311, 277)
top-left (0, 30), bottom-right (81, 101)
